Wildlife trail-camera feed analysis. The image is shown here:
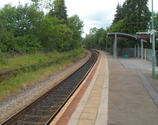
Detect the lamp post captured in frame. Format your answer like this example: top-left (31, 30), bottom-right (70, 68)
top-left (151, 0), bottom-right (156, 78)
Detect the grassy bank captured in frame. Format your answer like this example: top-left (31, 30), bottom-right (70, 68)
top-left (0, 49), bottom-right (83, 70)
top-left (0, 48), bottom-right (85, 101)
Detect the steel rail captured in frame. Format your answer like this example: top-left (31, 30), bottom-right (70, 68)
top-left (1, 50), bottom-right (99, 125)
top-left (45, 50), bottom-right (98, 125)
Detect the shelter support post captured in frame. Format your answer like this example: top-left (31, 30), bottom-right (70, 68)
top-left (106, 38), bottom-right (107, 52)
top-left (134, 44), bottom-right (137, 57)
top-left (113, 33), bottom-right (117, 59)
top-left (137, 43), bottom-right (140, 58)
top-left (141, 40), bottom-right (144, 59)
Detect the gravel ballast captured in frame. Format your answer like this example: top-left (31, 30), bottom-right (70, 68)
top-left (0, 51), bottom-right (91, 123)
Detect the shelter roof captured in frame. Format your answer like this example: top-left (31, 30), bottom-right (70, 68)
top-left (107, 32), bottom-right (147, 43)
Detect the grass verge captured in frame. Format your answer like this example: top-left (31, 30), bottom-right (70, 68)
top-left (0, 49), bottom-right (83, 70)
top-left (0, 48), bottom-right (85, 101)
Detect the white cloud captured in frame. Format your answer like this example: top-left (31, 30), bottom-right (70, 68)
top-left (65, 0), bottom-right (125, 36)
top-left (66, 0), bottom-right (158, 37)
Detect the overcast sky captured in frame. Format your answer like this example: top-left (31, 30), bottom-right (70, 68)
top-left (0, 0), bottom-right (158, 37)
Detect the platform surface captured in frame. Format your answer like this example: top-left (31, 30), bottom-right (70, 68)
top-left (51, 50), bottom-right (158, 125)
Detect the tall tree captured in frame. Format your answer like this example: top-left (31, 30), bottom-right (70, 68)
top-left (49, 0), bottom-right (67, 24)
top-left (123, 0), bottom-right (150, 34)
top-left (154, 12), bottom-right (158, 49)
top-left (67, 14), bottom-right (84, 49)
top-left (154, 12), bottom-right (158, 31)
top-left (112, 3), bottom-right (124, 24)
top-left (0, 1), bottom-right (85, 53)
top-left (111, 0), bottom-right (150, 35)
top-left (84, 27), bottom-right (107, 49)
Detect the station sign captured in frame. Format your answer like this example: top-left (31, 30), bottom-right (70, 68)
top-left (136, 32), bottom-right (152, 39)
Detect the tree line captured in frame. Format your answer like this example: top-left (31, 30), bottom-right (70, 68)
top-left (0, 0), bottom-right (84, 54)
top-left (84, 0), bottom-right (158, 50)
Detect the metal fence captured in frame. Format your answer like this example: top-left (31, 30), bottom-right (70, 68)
top-left (107, 48), bottom-right (157, 62)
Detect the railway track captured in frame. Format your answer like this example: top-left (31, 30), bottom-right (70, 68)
top-left (1, 50), bottom-right (99, 125)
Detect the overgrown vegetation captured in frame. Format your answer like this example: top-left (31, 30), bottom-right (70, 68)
top-left (0, 0), bottom-right (85, 100)
top-left (0, 0), bottom-right (84, 53)
top-left (0, 50), bottom-right (81, 70)
top-left (0, 48), bottom-right (85, 100)
top-left (83, 27), bottom-right (108, 50)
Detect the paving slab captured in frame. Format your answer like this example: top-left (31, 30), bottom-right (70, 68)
top-left (67, 50), bottom-right (109, 125)
top-left (107, 52), bottom-right (158, 125)
top-left (118, 57), bottom-right (158, 71)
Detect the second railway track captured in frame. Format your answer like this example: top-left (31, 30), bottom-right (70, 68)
top-left (1, 50), bottom-right (99, 125)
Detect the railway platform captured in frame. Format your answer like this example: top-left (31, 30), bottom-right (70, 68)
top-left (50, 50), bottom-right (158, 125)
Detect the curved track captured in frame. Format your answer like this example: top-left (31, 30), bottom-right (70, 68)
top-left (1, 50), bottom-right (98, 125)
